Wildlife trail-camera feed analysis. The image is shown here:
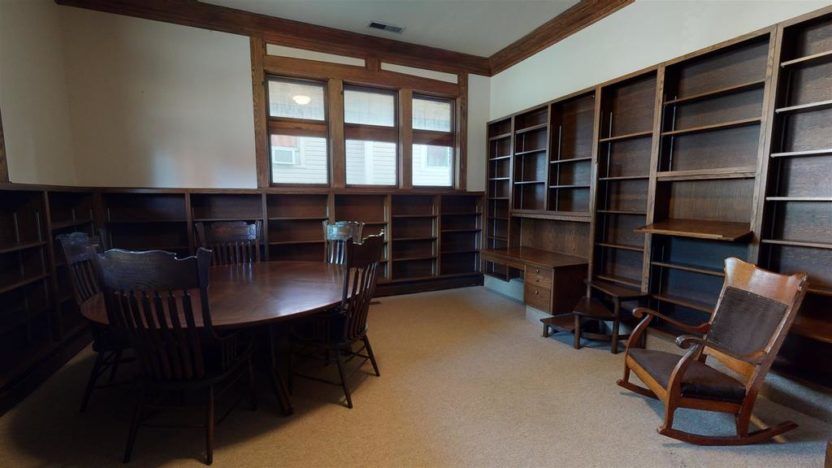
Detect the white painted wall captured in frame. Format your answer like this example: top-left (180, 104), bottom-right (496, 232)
top-left (489, 0), bottom-right (830, 119)
top-left (0, 0), bottom-right (78, 185)
top-left (60, 7), bottom-right (257, 188)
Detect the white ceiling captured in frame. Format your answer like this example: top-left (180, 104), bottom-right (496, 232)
top-left (203, 0), bottom-right (581, 57)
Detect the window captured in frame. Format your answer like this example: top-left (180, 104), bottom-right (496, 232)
top-left (412, 96), bottom-right (454, 187)
top-left (344, 86), bottom-right (398, 186)
top-left (267, 77), bottom-right (328, 184)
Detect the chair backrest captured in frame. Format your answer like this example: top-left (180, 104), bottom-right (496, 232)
top-left (92, 248), bottom-right (216, 381)
top-left (57, 232), bottom-right (102, 307)
top-left (323, 221), bottom-right (364, 265)
top-left (339, 234), bottom-right (384, 342)
top-left (704, 257), bottom-right (808, 384)
top-left (195, 221), bottom-right (262, 265)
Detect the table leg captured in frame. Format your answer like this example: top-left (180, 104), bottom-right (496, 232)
top-left (268, 326), bottom-right (294, 416)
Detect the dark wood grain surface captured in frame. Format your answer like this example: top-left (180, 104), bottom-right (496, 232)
top-left (82, 261), bottom-right (345, 329)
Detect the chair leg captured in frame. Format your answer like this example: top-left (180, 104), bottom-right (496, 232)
top-left (660, 404), bottom-right (677, 434)
top-left (205, 386), bottom-right (214, 465)
top-left (573, 315), bottom-right (581, 349)
top-left (363, 336), bottom-right (380, 377)
top-left (80, 352), bottom-right (105, 413)
top-left (610, 299), bottom-right (621, 354)
top-left (247, 360), bottom-right (258, 411)
top-left (334, 349), bottom-right (353, 409)
top-left (107, 350), bottom-right (123, 383)
top-left (123, 395), bottom-right (144, 463)
top-left (611, 318), bottom-right (620, 354)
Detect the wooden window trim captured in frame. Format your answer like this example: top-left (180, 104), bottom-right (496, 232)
top-left (252, 40), bottom-right (468, 191)
top-left (343, 84), bottom-right (400, 188)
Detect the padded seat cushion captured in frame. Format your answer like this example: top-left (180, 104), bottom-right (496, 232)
top-left (629, 348), bottom-right (746, 403)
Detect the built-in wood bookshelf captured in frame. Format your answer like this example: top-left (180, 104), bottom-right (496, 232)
top-left (483, 5), bottom-right (832, 385)
top-left (592, 71), bottom-right (657, 294)
top-left (759, 9), bottom-right (832, 380)
top-left (641, 32), bottom-right (774, 334)
top-left (0, 184), bottom-right (483, 412)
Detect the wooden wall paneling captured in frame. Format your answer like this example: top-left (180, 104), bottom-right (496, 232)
top-left (328, 79), bottom-right (346, 188)
top-left (399, 89), bottom-right (413, 189)
top-left (456, 73), bottom-right (468, 191)
top-left (250, 37), bottom-right (269, 188)
top-left (56, 0), bottom-right (490, 76)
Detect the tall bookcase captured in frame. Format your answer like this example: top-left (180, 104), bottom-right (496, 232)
top-left (333, 193), bottom-right (389, 279)
top-left (640, 33), bottom-right (774, 332)
top-left (512, 106), bottom-right (549, 211)
top-left (760, 10), bottom-right (832, 378)
top-left (549, 91), bottom-right (594, 216)
top-left (591, 71), bottom-right (657, 292)
top-left (268, 193), bottom-right (330, 262)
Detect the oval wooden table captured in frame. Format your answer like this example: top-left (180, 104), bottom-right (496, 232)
top-left (81, 261), bottom-right (348, 415)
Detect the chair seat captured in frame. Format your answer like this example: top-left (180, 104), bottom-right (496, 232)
top-left (572, 297), bottom-right (615, 320)
top-left (629, 348), bottom-right (746, 403)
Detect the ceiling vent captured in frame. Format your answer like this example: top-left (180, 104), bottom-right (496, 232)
top-left (368, 21), bottom-right (404, 34)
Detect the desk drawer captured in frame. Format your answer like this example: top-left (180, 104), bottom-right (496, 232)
top-left (524, 283), bottom-right (551, 312)
top-left (525, 266), bottom-right (553, 289)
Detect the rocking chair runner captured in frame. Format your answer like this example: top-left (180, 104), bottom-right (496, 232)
top-left (617, 257), bottom-right (808, 446)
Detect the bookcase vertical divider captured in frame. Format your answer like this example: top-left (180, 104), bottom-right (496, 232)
top-left (643, 65), bottom-right (667, 293)
top-left (585, 86), bottom-right (604, 296)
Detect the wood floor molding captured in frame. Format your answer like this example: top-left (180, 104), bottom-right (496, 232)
top-left (489, 0), bottom-right (634, 75)
top-left (54, 0), bottom-right (492, 76)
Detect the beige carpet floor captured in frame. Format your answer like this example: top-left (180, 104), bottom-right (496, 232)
top-left (0, 286), bottom-right (829, 467)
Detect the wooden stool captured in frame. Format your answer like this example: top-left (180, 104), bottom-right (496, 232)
top-left (570, 280), bottom-right (647, 354)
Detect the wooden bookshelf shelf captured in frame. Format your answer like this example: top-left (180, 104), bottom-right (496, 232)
top-left (636, 219), bottom-right (752, 241)
top-left (441, 211), bottom-right (481, 216)
top-left (392, 214), bottom-right (437, 219)
top-left (514, 148), bottom-right (547, 156)
top-left (0, 241), bottom-right (48, 255)
top-left (655, 167), bottom-right (756, 181)
top-left (780, 49), bottom-right (832, 67)
top-left (268, 216), bottom-right (328, 221)
top-left (488, 177), bottom-right (510, 181)
top-left (50, 219), bottom-right (93, 230)
top-left (106, 219), bottom-right (188, 224)
top-left (761, 239), bottom-right (832, 250)
top-left (548, 184), bottom-right (590, 189)
top-left (661, 117), bottom-right (761, 137)
top-left (775, 99), bottom-right (832, 114)
top-left (194, 217), bottom-right (263, 222)
top-left (596, 242), bottom-right (644, 252)
top-left (771, 148), bottom-right (832, 158)
top-left (489, 132), bottom-right (512, 140)
top-left (514, 122), bottom-right (548, 134)
top-left (596, 210), bottom-right (646, 216)
top-left (651, 260), bottom-right (724, 277)
top-left (791, 316), bottom-right (832, 344)
top-left (392, 237), bottom-right (437, 242)
top-left (511, 210), bottom-right (591, 222)
top-left (550, 156), bottom-right (592, 164)
top-left (664, 79), bottom-right (766, 106)
top-left (766, 196), bottom-right (832, 202)
top-left (653, 293), bottom-right (713, 314)
top-left (489, 155), bottom-right (512, 161)
top-left (598, 130), bottom-right (652, 143)
top-left (441, 228), bottom-right (481, 233)
top-left (595, 274), bottom-right (641, 289)
top-left (598, 175), bottom-right (648, 181)
top-left (0, 273), bottom-right (50, 295)
top-left (514, 180), bottom-right (545, 185)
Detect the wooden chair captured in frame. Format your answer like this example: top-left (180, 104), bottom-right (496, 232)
top-left (57, 232), bottom-right (133, 412)
top-left (291, 234), bottom-right (384, 409)
top-left (323, 220), bottom-right (364, 265)
top-left (618, 257), bottom-right (808, 445)
top-left (569, 281), bottom-right (647, 354)
top-left (92, 248), bottom-right (256, 464)
top-left (195, 221), bottom-right (262, 265)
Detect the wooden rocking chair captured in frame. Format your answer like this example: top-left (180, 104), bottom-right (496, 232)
top-left (617, 257), bottom-right (808, 445)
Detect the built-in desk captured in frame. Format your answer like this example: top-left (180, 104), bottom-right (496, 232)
top-left (481, 247), bottom-right (587, 314)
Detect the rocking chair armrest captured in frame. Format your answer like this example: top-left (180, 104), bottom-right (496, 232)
top-left (675, 335), bottom-right (767, 364)
top-left (633, 307), bottom-right (711, 334)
